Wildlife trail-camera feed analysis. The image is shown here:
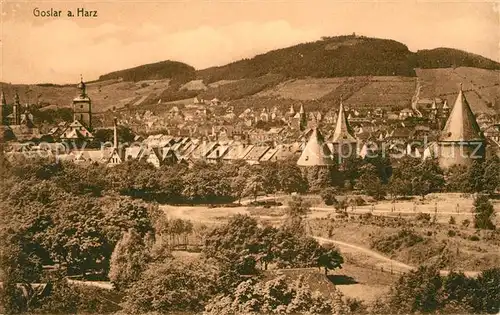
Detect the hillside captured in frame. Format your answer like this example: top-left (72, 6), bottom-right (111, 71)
top-left (196, 35), bottom-right (500, 83)
top-left (414, 48), bottom-right (500, 70)
top-left (196, 36), bottom-right (417, 83)
top-left (98, 60), bottom-right (196, 83)
top-left (2, 35), bottom-right (499, 128)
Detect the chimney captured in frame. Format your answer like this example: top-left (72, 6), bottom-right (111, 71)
top-left (113, 117), bottom-right (118, 149)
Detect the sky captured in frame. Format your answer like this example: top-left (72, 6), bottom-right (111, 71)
top-left (1, 0), bottom-right (499, 84)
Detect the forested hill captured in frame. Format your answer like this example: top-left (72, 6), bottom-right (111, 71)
top-left (98, 60), bottom-right (196, 83)
top-left (196, 35), bottom-right (500, 83)
top-left (95, 36), bottom-right (500, 84)
top-left (414, 48), bottom-right (500, 69)
top-left (197, 36), bottom-right (417, 83)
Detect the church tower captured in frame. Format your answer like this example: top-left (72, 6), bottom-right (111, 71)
top-left (438, 84), bottom-right (485, 168)
top-left (0, 90), bottom-right (5, 125)
top-left (11, 91), bottom-right (21, 125)
top-left (73, 76), bottom-right (92, 130)
top-left (298, 103), bottom-right (307, 131)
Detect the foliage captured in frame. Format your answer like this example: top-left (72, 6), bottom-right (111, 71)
top-left (122, 259), bottom-right (224, 314)
top-left (389, 157), bottom-right (444, 198)
top-left (203, 215), bottom-right (261, 275)
top-left (415, 48), bottom-right (500, 70)
top-left (99, 60), bottom-right (196, 83)
top-left (204, 275), bottom-right (350, 315)
top-left (355, 164), bottom-right (386, 200)
top-left (379, 266), bottom-right (500, 314)
top-left (473, 195), bottom-right (495, 230)
top-left (371, 228), bottom-right (425, 254)
top-left (320, 187), bottom-right (337, 206)
top-left (108, 229), bottom-right (151, 291)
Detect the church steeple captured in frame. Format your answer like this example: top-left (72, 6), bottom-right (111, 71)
top-left (12, 91), bottom-right (21, 125)
top-left (331, 97), bottom-right (356, 143)
top-left (0, 90), bottom-right (5, 126)
top-left (73, 75), bottom-right (92, 129)
top-left (77, 74), bottom-right (87, 97)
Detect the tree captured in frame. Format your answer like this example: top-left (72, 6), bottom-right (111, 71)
top-left (203, 215), bottom-right (261, 275)
top-left (204, 275), bottom-right (350, 315)
top-left (411, 160), bottom-right (445, 199)
top-left (320, 187), bottom-right (337, 205)
top-left (355, 164), bottom-right (386, 200)
top-left (243, 174), bottom-right (265, 202)
top-left (388, 265), bottom-right (443, 313)
top-left (387, 177), bottom-right (412, 199)
top-left (317, 243), bottom-right (344, 275)
top-left (123, 259), bottom-right (222, 314)
top-left (277, 163), bottom-right (308, 194)
top-left (482, 156), bottom-right (500, 194)
top-left (473, 195), bottom-right (495, 230)
top-left (108, 229), bottom-right (151, 291)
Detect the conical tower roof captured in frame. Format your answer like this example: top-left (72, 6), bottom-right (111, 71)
top-left (331, 100), bottom-right (357, 143)
top-left (440, 86), bottom-right (483, 142)
top-left (299, 103), bottom-right (305, 114)
top-left (297, 128), bottom-right (333, 166)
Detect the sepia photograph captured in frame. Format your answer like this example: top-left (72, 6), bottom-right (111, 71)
top-left (0, 0), bottom-right (499, 314)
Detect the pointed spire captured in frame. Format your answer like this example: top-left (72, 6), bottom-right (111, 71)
top-left (289, 104), bottom-right (295, 114)
top-left (297, 128), bottom-right (333, 166)
top-left (299, 103), bottom-right (305, 114)
top-left (440, 86), bottom-right (483, 142)
top-left (331, 98), bottom-right (357, 143)
top-left (113, 117), bottom-right (118, 149)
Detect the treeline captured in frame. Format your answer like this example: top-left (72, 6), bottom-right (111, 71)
top-left (414, 48), bottom-right (500, 70)
top-left (197, 37), bottom-right (417, 83)
top-left (98, 60), bottom-right (196, 83)
top-left (373, 266), bottom-right (500, 314)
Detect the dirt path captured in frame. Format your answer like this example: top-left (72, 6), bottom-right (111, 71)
top-left (162, 203), bottom-right (481, 277)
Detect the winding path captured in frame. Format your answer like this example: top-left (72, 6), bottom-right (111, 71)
top-left (161, 201), bottom-right (481, 278)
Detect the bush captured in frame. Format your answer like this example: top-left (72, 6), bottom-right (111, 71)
top-left (473, 195), bottom-right (495, 230)
top-left (468, 235), bottom-right (480, 241)
top-left (447, 230), bottom-right (456, 237)
top-left (416, 212), bottom-right (431, 222)
top-left (449, 216), bottom-right (456, 225)
top-left (371, 228), bottom-right (424, 254)
top-left (320, 187), bottom-right (337, 206)
top-left (462, 219), bottom-right (471, 227)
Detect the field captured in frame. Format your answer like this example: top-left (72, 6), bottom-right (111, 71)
top-left (3, 67), bottom-right (497, 127)
top-left (255, 78), bottom-right (344, 100)
top-left (161, 192), bottom-right (500, 303)
top-left (416, 67), bottom-right (499, 114)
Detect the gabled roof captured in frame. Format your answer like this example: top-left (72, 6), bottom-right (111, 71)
top-left (223, 144), bottom-right (254, 160)
top-left (259, 147), bottom-right (278, 162)
top-left (297, 128), bottom-right (333, 166)
top-left (206, 145), bottom-right (230, 159)
top-left (331, 101), bottom-right (357, 143)
top-left (244, 145), bottom-right (270, 161)
top-left (440, 87), bottom-right (484, 142)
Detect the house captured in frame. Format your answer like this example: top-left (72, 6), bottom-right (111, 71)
top-left (222, 144), bottom-right (254, 162)
top-left (243, 145), bottom-right (270, 164)
top-left (206, 145), bottom-right (230, 163)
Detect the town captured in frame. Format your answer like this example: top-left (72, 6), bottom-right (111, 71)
top-left (0, 6), bottom-right (499, 314)
top-left (1, 76), bottom-right (499, 169)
